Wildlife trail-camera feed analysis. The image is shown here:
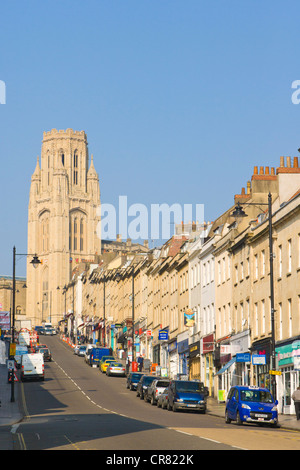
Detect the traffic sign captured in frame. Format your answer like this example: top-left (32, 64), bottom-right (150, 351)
top-left (269, 370), bottom-right (282, 376)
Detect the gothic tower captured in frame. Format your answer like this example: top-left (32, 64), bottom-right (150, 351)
top-left (26, 129), bottom-right (101, 326)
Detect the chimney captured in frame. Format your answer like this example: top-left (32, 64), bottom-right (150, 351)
top-left (293, 157), bottom-right (299, 168)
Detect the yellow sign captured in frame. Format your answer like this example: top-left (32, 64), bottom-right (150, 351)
top-left (10, 343), bottom-right (16, 356)
top-left (269, 370), bottom-right (282, 376)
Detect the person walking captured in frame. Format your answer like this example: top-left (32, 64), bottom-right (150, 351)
top-left (292, 386), bottom-right (300, 420)
top-left (137, 355), bottom-right (144, 372)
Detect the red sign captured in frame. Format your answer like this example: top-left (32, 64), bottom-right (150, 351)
top-left (202, 334), bottom-right (214, 354)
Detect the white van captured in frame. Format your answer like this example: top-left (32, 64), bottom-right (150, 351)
top-left (15, 345), bottom-right (28, 368)
top-left (20, 353), bottom-right (44, 381)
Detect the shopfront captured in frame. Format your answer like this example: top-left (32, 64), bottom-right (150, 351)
top-left (189, 341), bottom-right (200, 380)
top-left (251, 338), bottom-right (271, 390)
top-left (276, 339), bottom-right (300, 415)
top-left (168, 338), bottom-right (178, 378)
top-left (201, 333), bottom-right (214, 396)
top-left (177, 332), bottom-right (189, 378)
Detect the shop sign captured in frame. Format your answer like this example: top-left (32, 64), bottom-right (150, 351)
top-left (236, 353), bottom-right (251, 363)
top-left (184, 309), bottom-right (195, 327)
top-left (252, 354), bottom-right (266, 365)
top-left (168, 340), bottom-right (177, 353)
top-left (202, 333), bottom-right (214, 354)
top-left (277, 341), bottom-right (300, 368)
top-left (158, 329), bottom-right (169, 341)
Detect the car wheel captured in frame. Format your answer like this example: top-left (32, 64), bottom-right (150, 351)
top-left (151, 396), bottom-right (155, 406)
top-left (225, 409), bottom-right (231, 424)
top-left (236, 411), bottom-right (243, 425)
top-left (172, 403), bottom-right (177, 412)
top-left (167, 402), bottom-right (172, 411)
top-left (144, 394), bottom-right (148, 402)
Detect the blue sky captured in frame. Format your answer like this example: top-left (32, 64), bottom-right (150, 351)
top-left (1, 0), bottom-right (300, 276)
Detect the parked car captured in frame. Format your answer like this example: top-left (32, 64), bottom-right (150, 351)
top-left (167, 380), bottom-right (207, 413)
top-left (39, 347), bottom-right (52, 362)
top-left (136, 375), bottom-right (158, 400)
top-left (126, 372), bottom-right (144, 390)
top-left (157, 387), bottom-right (169, 409)
top-left (44, 328), bottom-right (53, 336)
top-left (106, 362), bottom-right (126, 376)
top-left (100, 359), bottom-right (117, 373)
top-left (145, 378), bottom-right (170, 405)
top-left (99, 355), bottom-right (115, 371)
top-left (77, 345), bottom-right (87, 357)
top-left (225, 386), bottom-right (279, 427)
top-left (74, 345), bottom-right (80, 355)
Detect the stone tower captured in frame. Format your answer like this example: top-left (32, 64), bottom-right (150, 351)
top-left (26, 129), bottom-right (101, 326)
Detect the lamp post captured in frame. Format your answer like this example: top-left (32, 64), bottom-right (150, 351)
top-left (231, 193), bottom-right (276, 399)
top-left (11, 247), bottom-right (41, 402)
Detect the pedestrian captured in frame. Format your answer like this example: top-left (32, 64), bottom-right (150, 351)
top-left (137, 355), bottom-right (144, 372)
top-left (292, 386), bottom-right (300, 420)
top-left (126, 356), bottom-right (131, 374)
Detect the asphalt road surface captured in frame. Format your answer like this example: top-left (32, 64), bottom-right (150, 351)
top-left (14, 336), bottom-right (300, 452)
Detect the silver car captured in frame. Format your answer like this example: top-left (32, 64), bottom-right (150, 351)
top-left (157, 387), bottom-right (169, 409)
top-left (106, 362), bottom-right (126, 377)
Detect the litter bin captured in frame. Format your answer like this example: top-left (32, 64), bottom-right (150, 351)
top-left (132, 361), bottom-right (138, 372)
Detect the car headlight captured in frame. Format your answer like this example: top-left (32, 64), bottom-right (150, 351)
top-left (241, 404), bottom-right (251, 409)
top-left (199, 400), bottom-right (205, 404)
top-left (176, 398), bottom-right (183, 402)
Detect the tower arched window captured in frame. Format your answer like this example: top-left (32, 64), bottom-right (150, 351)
top-left (73, 150), bottom-right (78, 185)
top-left (59, 148), bottom-right (65, 167)
top-left (74, 218), bottom-right (78, 251)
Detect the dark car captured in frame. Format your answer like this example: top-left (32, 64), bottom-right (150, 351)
top-left (167, 380), bottom-right (207, 413)
top-left (145, 378), bottom-right (170, 405)
top-left (136, 375), bottom-right (158, 400)
top-left (38, 347), bottom-right (52, 362)
top-left (126, 372), bottom-right (144, 391)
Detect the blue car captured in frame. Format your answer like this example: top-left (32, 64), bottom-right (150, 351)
top-left (167, 380), bottom-right (207, 413)
top-left (225, 386), bottom-right (279, 427)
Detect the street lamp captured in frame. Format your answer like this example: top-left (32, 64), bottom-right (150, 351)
top-left (231, 192), bottom-right (276, 399)
top-left (11, 247), bottom-right (41, 402)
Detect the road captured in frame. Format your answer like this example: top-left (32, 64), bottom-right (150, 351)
top-left (13, 336), bottom-right (300, 452)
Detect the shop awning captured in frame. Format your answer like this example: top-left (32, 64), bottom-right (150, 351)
top-left (216, 357), bottom-right (236, 375)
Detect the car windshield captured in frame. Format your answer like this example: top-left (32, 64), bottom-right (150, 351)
top-left (175, 381), bottom-right (204, 393)
top-left (240, 389), bottom-right (273, 403)
top-left (111, 363), bottom-right (123, 367)
top-left (131, 373), bottom-right (142, 380)
top-left (157, 381), bottom-right (170, 388)
top-left (40, 349), bottom-right (48, 353)
top-left (143, 376), bottom-right (156, 385)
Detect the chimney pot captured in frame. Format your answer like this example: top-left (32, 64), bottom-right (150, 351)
top-left (253, 166), bottom-right (258, 175)
top-left (271, 167), bottom-right (275, 175)
top-left (287, 156), bottom-right (291, 167)
top-left (265, 166), bottom-right (270, 175)
top-left (259, 166), bottom-right (264, 175)
top-left (280, 156), bottom-right (285, 167)
top-left (293, 156), bottom-right (299, 168)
